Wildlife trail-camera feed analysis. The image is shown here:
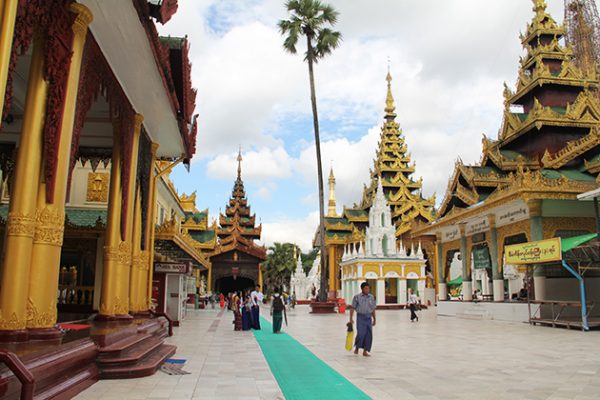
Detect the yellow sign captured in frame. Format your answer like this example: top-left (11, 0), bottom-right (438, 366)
top-left (504, 238), bottom-right (562, 265)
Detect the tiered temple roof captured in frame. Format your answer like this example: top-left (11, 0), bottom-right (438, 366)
top-left (180, 191), bottom-right (217, 251)
top-left (211, 151), bottom-right (266, 260)
top-left (438, 0), bottom-right (600, 218)
top-left (344, 72), bottom-right (435, 237)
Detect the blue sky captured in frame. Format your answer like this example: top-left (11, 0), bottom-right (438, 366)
top-left (157, 0), bottom-right (569, 250)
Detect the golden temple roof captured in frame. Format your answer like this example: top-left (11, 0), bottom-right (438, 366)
top-left (340, 72), bottom-right (435, 239)
top-left (436, 1), bottom-right (600, 220)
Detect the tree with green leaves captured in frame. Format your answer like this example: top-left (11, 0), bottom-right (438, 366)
top-left (301, 248), bottom-right (319, 274)
top-left (278, 0), bottom-right (341, 302)
top-left (263, 242), bottom-right (297, 295)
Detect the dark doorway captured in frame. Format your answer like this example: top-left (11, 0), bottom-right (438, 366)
top-left (215, 276), bottom-right (255, 295)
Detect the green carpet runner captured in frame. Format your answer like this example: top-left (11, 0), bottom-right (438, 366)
top-left (253, 317), bottom-right (370, 400)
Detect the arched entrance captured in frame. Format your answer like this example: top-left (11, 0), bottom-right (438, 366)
top-left (215, 276), bottom-right (255, 295)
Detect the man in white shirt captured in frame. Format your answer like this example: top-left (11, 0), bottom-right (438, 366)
top-left (408, 288), bottom-right (419, 322)
top-left (250, 285), bottom-right (263, 329)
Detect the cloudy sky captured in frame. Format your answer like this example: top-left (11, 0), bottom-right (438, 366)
top-left (157, 0), bottom-right (569, 251)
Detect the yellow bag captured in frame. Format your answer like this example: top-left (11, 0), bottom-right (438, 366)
top-left (345, 322), bottom-right (354, 351)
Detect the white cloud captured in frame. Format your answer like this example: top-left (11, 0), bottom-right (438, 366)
top-left (294, 125), bottom-right (380, 209)
top-left (261, 211), bottom-right (319, 252)
top-left (254, 182), bottom-right (277, 200)
top-left (206, 146), bottom-right (293, 181)
top-left (159, 0), bottom-right (571, 245)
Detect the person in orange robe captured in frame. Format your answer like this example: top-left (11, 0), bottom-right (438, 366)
top-left (219, 293), bottom-right (225, 309)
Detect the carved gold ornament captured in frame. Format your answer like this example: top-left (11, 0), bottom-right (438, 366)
top-left (104, 241), bottom-right (132, 266)
top-left (6, 212), bottom-right (35, 238)
top-left (100, 297), bottom-right (129, 316)
top-left (0, 312), bottom-right (25, 330)
top-left (86, 172), bottom-right (109, 202)
top-left (33, 207), bottom-right (65, 246)
top-left (26, 298), bottom-right (56, 328)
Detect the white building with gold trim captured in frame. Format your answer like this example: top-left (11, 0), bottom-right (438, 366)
top-left (340, 179), bottom-right (426, 306)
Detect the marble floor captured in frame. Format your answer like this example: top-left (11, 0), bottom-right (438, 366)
top-left (76, 305), bottom-right (600, 400)
top-left (75, 308), bottom-right (283, 400)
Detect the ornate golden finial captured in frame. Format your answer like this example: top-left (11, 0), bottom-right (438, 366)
top-left (384, 69), bottom-right (397, 119)
top-left (327, 167), bottom-right (338, 217)
top-left (532, 0), bottom-right (547, 16)
top-left (237, 146), bottom-right (243, 180)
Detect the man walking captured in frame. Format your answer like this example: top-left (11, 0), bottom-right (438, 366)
top-left (408, 288), bottom-right (419, 322)
top-left (250, 285), bottom-right (263, 330)
top-left (270, 288), bottom-right (287, 333)
top-left (349, 282), bottom-right (376, 356)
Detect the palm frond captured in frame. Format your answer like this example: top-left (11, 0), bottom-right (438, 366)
top-left (285, 0), bottom-right (302, 13)
top-left (278, 19), bottom-right (302, 54)
top-left (315, 28), bottom-right (342, 59)
top-left (320, 4), bottom-right (339, 24)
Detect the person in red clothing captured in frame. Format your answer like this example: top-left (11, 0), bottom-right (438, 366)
top-left (219, 293), bottom-right (225, 309)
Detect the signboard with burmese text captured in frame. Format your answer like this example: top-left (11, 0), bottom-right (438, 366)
top-left (155, 262), bottom-right (189, 274)
top-left (504, 238), bottom-right (562, 265)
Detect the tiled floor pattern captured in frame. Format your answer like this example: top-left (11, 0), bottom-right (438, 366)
top-left (280, 305), bottom-right (600, 400)
top-left (76, 305), bottom-right (600, 400)
top-left (75, 308), bottom-right (283, 400)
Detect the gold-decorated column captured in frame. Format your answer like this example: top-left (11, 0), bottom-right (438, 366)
top-left (144, 143), bottom-right (160, 310)
top-left (99, 114), bottom-right (143, 319)
top-left (0, 0), bottom-right (18, 118)
top-left (257, 266), bottom-right (261, 291)
top-left (328, 245), bottom-right (336, 293)
top-left (99, 123), bottom-right (125, 318)
top-left (129, 186), bottom-right (144, 313)
top-left (27, 4), bottom-right (93, 337)
top-left (0, 38), bottom-right (47, 341)
top-left (137, 142), bottom-right (158, 312)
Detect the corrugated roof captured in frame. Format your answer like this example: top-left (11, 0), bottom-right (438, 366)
top-left (190, 230), bottom-right (216, 243)
top-left (66, 208), bottom-right (107, 228)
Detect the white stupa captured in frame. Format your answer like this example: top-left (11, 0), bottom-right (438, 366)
top-left (340, 177), bottom-right (427, 306)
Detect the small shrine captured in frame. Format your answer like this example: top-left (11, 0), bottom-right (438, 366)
top-left (290, 248), bottom-right (322, 301)
top-left (340, 178), bottom-right (427, 307)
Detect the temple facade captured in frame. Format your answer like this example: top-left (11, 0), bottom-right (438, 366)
top-left (0, 0), bottom-right (200, 395)
top-left (316, 72), bottom-right (435, 297)
top-left (340, 179), bottom-right (427, 307)
top-left (413, 0), bottom-right (600, 304)
top-left (208, 151), bottom-right (267, 294)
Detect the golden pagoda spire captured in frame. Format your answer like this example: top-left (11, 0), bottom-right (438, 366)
top-left (384, 68), bottom-right (397, 120)
top-left (532, 0), bottom-right (547, 17)
top-left (327, 167), bottom-right (338, 217)
top-left (237, 145), bottom-right (243, 181)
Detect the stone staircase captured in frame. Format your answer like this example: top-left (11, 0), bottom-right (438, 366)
top-left (0, 316), bottom-right (174, 398)
top-left (0, 338), bottom-right (99, 400)
top-left (95, 317), bottom-right (175, 379)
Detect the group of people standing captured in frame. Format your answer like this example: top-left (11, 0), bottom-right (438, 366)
top-left (219, 285), bottom-right (264, 331)
top-left (212, 284), bottom-right (290, 334)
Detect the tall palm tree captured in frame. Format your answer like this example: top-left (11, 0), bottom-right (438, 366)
top-left (264, 242), bottom-right (297, 294)
top-left (279, 0), bottom-right (341, 302)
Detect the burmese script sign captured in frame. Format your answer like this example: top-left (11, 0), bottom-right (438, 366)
top-left (472, 247), bottom-right (491, 269)
top-left (504, 238), bottom-right (562, 265)
top-left (496, 203), bottom-right (529, 227)
top-left (155, 262), bottom-right (189, 274)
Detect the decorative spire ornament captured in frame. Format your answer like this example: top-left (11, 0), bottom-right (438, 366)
top-left (384, 69), bottom-right (397, 120)
top-left (236, 146), bottom-right (243, 181)
top-left (327, 167), bottom-right (338, 217)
